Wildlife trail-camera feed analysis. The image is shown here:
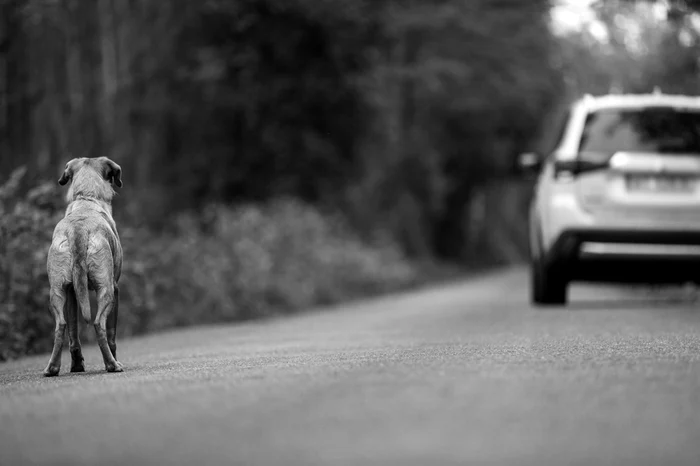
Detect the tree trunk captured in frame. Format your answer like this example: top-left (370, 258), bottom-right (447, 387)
top-left (98, 0), bottom-right (118, 154)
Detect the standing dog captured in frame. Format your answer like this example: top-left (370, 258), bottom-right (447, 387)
top-left (44, 157), bottom-right (124, 376)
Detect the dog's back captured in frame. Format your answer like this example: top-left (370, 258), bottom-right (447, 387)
top-left (48, 204), bottom-right (119, 323)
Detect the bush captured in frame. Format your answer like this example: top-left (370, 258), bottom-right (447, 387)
top-left (0, 167), bottom-right (65, 361)
top-left (0, 169), bottom-right (419, 361)
top-left (120, 198), bottom-right (418, 332)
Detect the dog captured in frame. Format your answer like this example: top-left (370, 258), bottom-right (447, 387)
top-left (44, 157), bottom-right (124, 376)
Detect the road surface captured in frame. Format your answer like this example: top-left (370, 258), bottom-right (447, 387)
top-left (1, 266), bottom-right (699, 466)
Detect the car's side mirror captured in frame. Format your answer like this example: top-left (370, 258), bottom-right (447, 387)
top-left (517, 152), bottom-right (542, 174)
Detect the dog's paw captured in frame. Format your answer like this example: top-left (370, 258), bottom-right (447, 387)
top-left (70, 362), bottom-right (85, 373)
top-left (70, 350), bottom-right (85, 372)
top-left (43, 365), bottom-right (60, 377)
top-left (105, 361), bottom-right (124, 373)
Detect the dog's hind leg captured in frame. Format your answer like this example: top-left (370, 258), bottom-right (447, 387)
top-left (106, 283), bottom-right (119, 360)
top-left (94, 284), bottom-right (123, 373)
top-left (65, 286), bottom-right (85, 372)
top-left (43, 287), bottom-right (67, 377)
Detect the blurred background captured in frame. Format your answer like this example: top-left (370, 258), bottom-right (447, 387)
top-left (1, 0), bottom-right (699, 361)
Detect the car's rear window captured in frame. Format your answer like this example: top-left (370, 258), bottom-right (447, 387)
top-left (578, 106), bottom-right (700, 159)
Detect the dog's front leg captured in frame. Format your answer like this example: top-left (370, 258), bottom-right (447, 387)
top-left (44, 287), bottom-right (67, 377)
top-left (94, 285), bottom-right (123, 373)
top-left (106, 284), bottom-right (119, 359)
top-left (65, 286), bottom-right (85, 372)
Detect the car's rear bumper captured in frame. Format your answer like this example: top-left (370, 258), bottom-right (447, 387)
top-left (546, 229), bottom-right (700, 284)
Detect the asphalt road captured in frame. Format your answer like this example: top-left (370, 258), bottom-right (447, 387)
top-left (1, 266), bottom-right (700, 466)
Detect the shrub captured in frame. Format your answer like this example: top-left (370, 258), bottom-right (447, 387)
top-left (0, 167), bottom-right (65, 361)
top-left (120, 198), bottom-right (419, 333)
top-left (0, 170), bottom-right (418, 361)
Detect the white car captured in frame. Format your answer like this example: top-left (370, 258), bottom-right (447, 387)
top-left (519, 91), bottom-right (700, 305)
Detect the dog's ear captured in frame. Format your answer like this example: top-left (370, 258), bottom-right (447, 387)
top-left (102, 157), bottom-right (123, 188)
top-left (58, 159), bottom-right (77, 186)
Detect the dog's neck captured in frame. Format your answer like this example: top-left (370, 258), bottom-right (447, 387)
top-left (65, 169), bottom-right (115, 217)
top-left (69, 195), bottom-right (113, 217)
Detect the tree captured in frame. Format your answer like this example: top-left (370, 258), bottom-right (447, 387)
top-left (1, 0), bottom-right (562, 259)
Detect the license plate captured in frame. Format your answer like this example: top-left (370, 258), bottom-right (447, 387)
top-left (625, 175), bottom-right (695, 194)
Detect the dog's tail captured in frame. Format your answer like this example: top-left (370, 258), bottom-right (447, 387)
top-left (71, 228), bottom-right (92, 324)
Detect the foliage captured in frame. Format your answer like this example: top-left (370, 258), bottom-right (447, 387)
top-left (121, 197), bottom-right (418, 333)
top-left (557, 0), bottom-right (700, 96)
top-left (0, 167), bottom-right (64, 361)
top-left (0, 0), bottom-right (560, 258)
top-left (0, 167), bottom-right (418, 361)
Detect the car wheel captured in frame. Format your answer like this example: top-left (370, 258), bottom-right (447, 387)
top-left (531, 256), bottom-right (568, 306)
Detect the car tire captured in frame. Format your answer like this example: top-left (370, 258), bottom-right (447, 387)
top-left (531, 256), bottom-right (568, 306)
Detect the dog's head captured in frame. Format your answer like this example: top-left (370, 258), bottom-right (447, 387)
top-left (58, 157), bottom-right (123, 188)
top-left (58, 157), bottom-right (123, 204)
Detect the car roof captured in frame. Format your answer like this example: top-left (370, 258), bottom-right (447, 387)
top-left (577, 92), bottom-right (700, 111)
